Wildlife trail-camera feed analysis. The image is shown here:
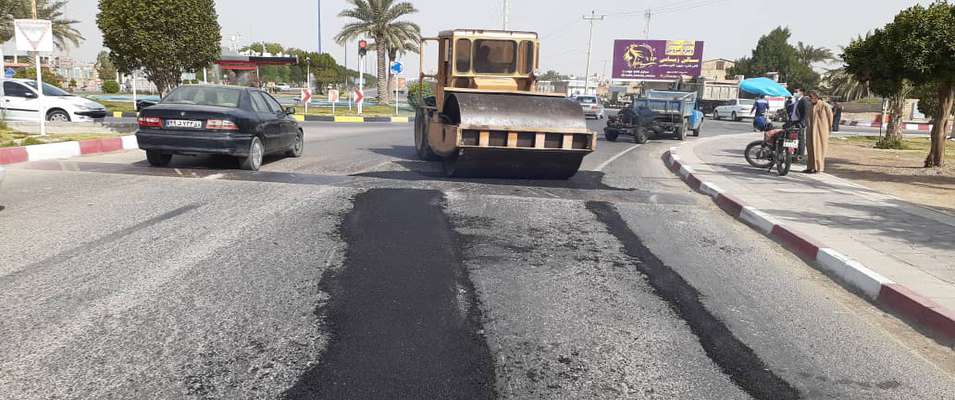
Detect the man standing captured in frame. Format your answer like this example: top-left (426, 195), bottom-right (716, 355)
top-left (832, 100), bottom-right (843, 132)
top-left (790, 89), bottom-right (812, 161)
top-left (805, 92), bottom-right (833, 173)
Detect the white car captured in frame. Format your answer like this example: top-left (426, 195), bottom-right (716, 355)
top-left (573, 95), bottom-right (606, 119)
top-left (712, 99), bottom-right (756, 122)
top-left (1, 78), bottom-right (108, 122)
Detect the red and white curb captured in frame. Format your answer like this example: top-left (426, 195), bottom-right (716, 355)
top-left (664, 148), bottom-right (955, 340)
top-left (0, 135), bottom-right (138, 165)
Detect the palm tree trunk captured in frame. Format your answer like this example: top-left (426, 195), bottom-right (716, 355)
top-left (376, 46), bottom-right (389, 105)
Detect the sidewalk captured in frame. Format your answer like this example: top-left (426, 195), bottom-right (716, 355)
top-left (667, 133), bottom-right (955, 339)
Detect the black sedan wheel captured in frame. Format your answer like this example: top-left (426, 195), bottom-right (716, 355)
top-left (146, 150), bottom-right (172, 167)
top-left (286, 131), bottom-right (304, 158)
top-left (240, 137), bottom-right (264, 171)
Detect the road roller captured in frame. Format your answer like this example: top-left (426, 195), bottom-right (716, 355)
top-left (414, 29), bottom-right (595, 179)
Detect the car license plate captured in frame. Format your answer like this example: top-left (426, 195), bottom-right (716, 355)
top-left (166, 119), bottom-right (202, 129)
top-left (783, 140), bottom-right (799, 149)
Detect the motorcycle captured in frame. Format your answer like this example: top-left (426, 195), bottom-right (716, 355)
top-left (744, 123), bottom-right (800, 176)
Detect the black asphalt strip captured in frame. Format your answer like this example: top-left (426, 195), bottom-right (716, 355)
top-left (284, 189), bottom-right (496, 400)
top-left (586, 201), bottom-right (801, 400)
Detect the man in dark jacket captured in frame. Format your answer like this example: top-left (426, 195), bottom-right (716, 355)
top-left (790, 89), bottom-right (812, 160)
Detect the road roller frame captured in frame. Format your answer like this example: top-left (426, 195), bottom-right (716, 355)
top-left (414, 29), bottom-right (596, 179)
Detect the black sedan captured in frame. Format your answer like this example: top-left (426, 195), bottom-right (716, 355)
top-left (136, 85), bottom-right (304, 171)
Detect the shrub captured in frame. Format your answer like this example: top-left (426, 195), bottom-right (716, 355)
top-left (875, 137), bottom-right (905, 150)
top-left (102, 80), bottom-right (120, 94)
top-left (407, 81), bottom-right (434, 108)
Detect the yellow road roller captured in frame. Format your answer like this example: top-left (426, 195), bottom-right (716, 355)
top-left (414, 29), bottom-right (595, 179)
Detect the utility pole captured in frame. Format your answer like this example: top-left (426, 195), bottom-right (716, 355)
top-left (317, 0), bottom-right (322, 54)
top-left (643, 10), bottom-right (652, 39)
top-left (502, 0), bottom-right (510, 30)
top-left (582, 10), bottom-right (606, 96)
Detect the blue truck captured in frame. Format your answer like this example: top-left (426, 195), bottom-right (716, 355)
top-left (604, 90), bottom-right (704, 143)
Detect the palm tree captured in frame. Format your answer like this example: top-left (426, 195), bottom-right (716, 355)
top-left (335, 0), bottom-right (420, 105)
top-left (822, 67), bottom-right (872, 102)
top-left (796, 42), bottom-right (833, 66)
top-left (0, 0), bottom-right (84, 50)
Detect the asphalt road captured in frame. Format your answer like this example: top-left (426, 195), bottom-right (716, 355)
top-left (0, 117), bottom-right (953, 399)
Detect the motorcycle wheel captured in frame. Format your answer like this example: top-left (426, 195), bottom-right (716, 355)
top-left (744, 141), bottom-right (774, 168)
top-left (775, 141), bottom-right (792, 176)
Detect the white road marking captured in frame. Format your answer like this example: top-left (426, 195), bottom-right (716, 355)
top-left (204, 173), bottom-right (225, 180)
top-left (595, 144), bottom-right (642, 172)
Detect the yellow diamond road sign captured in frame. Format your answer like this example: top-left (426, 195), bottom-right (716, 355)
top-left (14, 19), bottom-right (54, 53)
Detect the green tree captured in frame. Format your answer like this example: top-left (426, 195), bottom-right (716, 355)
top-left (795, 42), bottom-right (834, 65)
top-left (0, 0), bottom-right (84, 50)
top-left (335, 0), bottom-right (420, 105)
top-left (14, 67), bottom-right (62, 87)
top-left (843, 31), bottom-right (911, 145)
top-left (407, 80), bottom-right (432, 107)
top-left (95, 50), bottom-right (117, 81)
top-left (844, 2), bottom-right (955, 166)
top-left (241, 42), bottom-right (286, 56)
top-left (97, 0), bottom-right (221, 94)
top-left (728, 27), bottom-right (819, 90)
top-left (538, 70), bottom-right (569, 81)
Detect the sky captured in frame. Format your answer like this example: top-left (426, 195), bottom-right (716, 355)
top-left (59, 0), bottom-right (932, 77)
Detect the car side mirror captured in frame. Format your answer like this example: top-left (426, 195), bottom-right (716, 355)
top-left (24, 91), bottom-right (38, 99)
top-left (284, 107), bottom-right (296, 115)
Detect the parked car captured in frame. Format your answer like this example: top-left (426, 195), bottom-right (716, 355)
top-left (572, 95), bottom-right (605, 119)
top-left (712, 98), bottom-right (757, 121)
top-left (136, 85), bottom-right (304, 171)
top-left (1, 79), bottom-right (107, 122)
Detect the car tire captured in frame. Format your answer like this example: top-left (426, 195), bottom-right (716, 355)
top-left (713, 111), bottom-right (721, 120)
top-left (633, 127), bottom-right (648, 144)
top-left (47, 109), bottom-right (71, 122)
top-left (605, 131), bottom-right (618, 142)
top-left (240, 137), bottom-right (264, 171)
top-left (146, 150), bottom-right (172, 167)
top-left (286, 131), bottom-right (304, 158)
top-left (731, 111), bottom-right (739, 122)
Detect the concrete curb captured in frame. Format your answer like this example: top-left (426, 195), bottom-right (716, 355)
top-left (663, 148), bottom-right (955, 340)
top-left (0, 136), bottom-right (138, 165)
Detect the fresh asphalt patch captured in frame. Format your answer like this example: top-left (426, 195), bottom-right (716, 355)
top-left (283, 189), bottom-right (496, 399)
top-left (586, 201), bottom-right (801, 400)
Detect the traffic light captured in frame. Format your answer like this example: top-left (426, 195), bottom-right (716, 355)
top-left (358, 40), bottom-right (368, 57)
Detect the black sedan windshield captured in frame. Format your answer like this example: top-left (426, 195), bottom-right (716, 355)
top-left (163, 86), bottom-right (242, 108)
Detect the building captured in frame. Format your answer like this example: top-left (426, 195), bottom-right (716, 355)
top-left (700, 58), bottom-right (735, 81)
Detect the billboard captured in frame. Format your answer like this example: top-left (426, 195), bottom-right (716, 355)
top-left (611, 40), bottom-right (704, 81)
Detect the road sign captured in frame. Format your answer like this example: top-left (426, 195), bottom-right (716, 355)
top-left (301, 88), bottom-right (312, 104)
top-left (354, 89), bottom-right (364, 104)
top-left (14, 19), bottom-right (53, 53)
top-left (390, 61), bottom-right (403, 75)
top-left (328, 89), bottom-right (339, 103)
top-left (4, 68), bottom-right (14, 79)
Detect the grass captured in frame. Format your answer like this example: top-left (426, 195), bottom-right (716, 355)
top-left (296, 104), bottom-right (414, 117)
top-left (95, 100), bottom-right (137, 114)
top-left (836, 135), bottom-right (955, 152)
top-left (0, 130), bottom-right (122, 148)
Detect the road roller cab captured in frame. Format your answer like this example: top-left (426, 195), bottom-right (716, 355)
top-left (415, 29), bottom-right (596, 179)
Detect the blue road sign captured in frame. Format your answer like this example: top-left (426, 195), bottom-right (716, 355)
top-left (390, 61), bottom-right (403, 75)
top-left (4, 68), bottom-right (14, 78)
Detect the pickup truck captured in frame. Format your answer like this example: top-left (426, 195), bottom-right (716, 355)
top-left (604, 90), bottom-right (704, 143)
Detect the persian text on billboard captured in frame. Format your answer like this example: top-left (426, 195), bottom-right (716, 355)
top-left (612, 40), bottom-right (704, 80)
